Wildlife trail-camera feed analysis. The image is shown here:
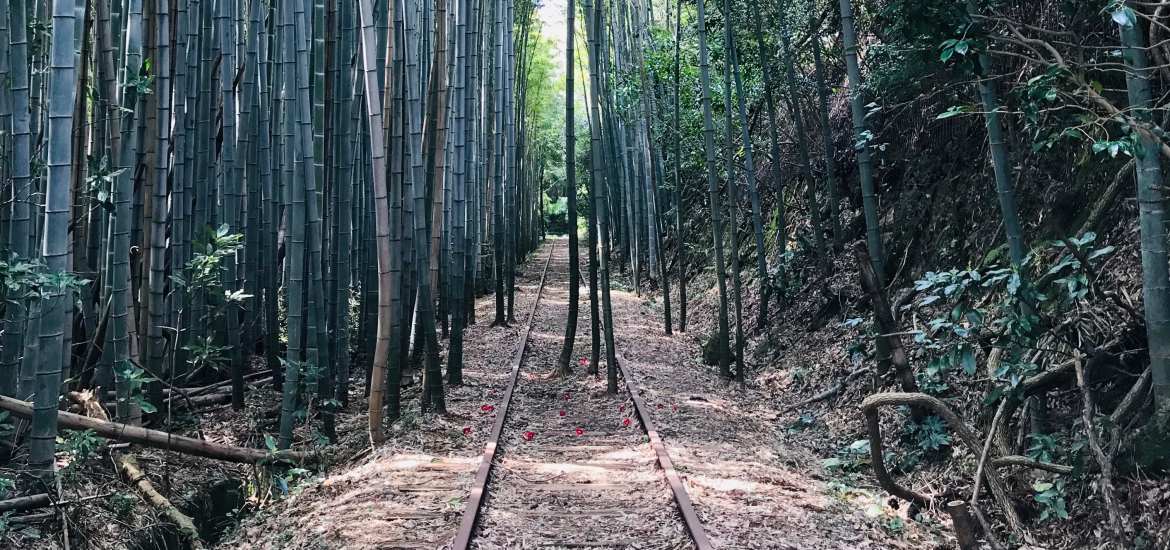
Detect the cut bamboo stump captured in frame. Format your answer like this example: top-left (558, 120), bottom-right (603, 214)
top-left (947, 500), bottom-right (978, 550)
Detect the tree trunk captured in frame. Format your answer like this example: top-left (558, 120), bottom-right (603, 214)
top-left (30, 0), bottom-right (80, 476)
top-left (695, 0), bottom-right (731, 380)
top-left (554, 0), bottom-right (579, 378)
top-left (1120, 17), bottom-right (1170, 408)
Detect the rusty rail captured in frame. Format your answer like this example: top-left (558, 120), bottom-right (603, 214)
top-left (617, 354), bottom-right (714, 550)
top-left (451, 244), bottom-right (555, 549)
top-left (451, 242), bottom-right (712, 550)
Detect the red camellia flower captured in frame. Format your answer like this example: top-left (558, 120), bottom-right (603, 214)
top-left (563, 393), bottom-right (571, 400)
top-left (595, 378), bottom-right (601, 382)
top-left (523, 432), bottom-right (535, 441)
top-left (620, 406), bottom-right (626, 412)
top-left (462, 427), bottom-right (471, 435)
top-left (673, 406), bottom-right (678, 412)
top-left (622, 418), bottom-right (631, 426)
top-left (580, 359), bottom-right (588, 366)
top-left (575, 428), bottom-right (584, 435)
top-left (481, 404), bottom-right (494, 412)
top-left (657, 403), bottom-right (664, 409)
top-left (493, 388), bottom-right (499, 393)
top-left (558, 410), bottom-right (566, 416)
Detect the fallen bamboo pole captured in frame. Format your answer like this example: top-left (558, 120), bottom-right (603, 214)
top-left (0, 395), bottom-right (313, 464)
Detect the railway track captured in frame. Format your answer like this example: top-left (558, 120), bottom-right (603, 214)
top-left (451, 240), bottom-right (712, 550)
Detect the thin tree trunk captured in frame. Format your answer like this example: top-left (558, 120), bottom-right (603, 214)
top-left (780, 24), bottom-right (827, 274)
top-left (809, 15), bottom-right (842, 252)
top-left (554, 0), bottom-right (579, 378)
top-left (672, 0), bottom-right (685, 333)
top-left (695, 0), bottom-right (731, 380)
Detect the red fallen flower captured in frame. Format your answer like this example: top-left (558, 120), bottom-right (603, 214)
top-left (595, 378), bottom-right (601, 382)
top-left (580, 359), bottom-right (589, 366)
top-left (622, 419), bottom-right (631, 426)
top-left (462, 427), bottom-right (471, 435)
top-left (673, 406), bottom-right (678, 412)
top-left (575, 428), bottom-right (584, 435)
top-left (558, 410), bottom-right (566, 416)
top-left (563, 393), bottom-right (571, 399)
top-left (657, 403), bottom-right (664, 409)
top-left (523, 432), bottom-right (535, 441)
top-left (620, 406), bottom-right (626, 412)
top-left (493, 388), bottom-right (499, 393)
top-left (481, 404), bottom-right (495, 412)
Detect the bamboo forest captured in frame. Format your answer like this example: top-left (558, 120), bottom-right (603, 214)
top-left (4, 0), bottom-right (1170, 547)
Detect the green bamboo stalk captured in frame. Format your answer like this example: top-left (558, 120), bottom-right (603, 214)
top-left (554, 0), bottom-right (579, 377)
top-left (839, 0), bottom-right (883, 281)
top-left (2, 0), bottom-right (33, 397)
top-left (1120, 17), bottom-right (1170, 408)
top-left (780, 21), bottom-right (827, 274)
top-left (695, 0), bottom-right (730, 379)
top-left (358, 0), bottom-right (400, 442)
top-left (809, 15), bottom-right (842, 252)
top-left (30, 0), bottom-right (79, 476)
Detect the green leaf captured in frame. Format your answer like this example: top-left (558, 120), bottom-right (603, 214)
top-left (965, 309), bottom-right (983, 327)
top-left (961, 346), bottom-right (977, 374)
top-left (940, 48), bottom-right (954, 62)
top-left (954, 40), bottom-right (969, 55)
top-left (1112, 7), bottom-right (1136, 29)
top-left (1091, 80), bottom-right (1103, 94)
top-left (984, 385), bottom-right (1005, 405)
top-left (1087, 246), bottom-right (1114, 260)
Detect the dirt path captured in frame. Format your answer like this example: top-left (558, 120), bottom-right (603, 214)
top-left (221, 238), bottom-right (914, 550)
top-left (608, 277), bottom-right (922, 548)
top-left (220, 246), bottom-right (552, 550)
top-left (470, 238), bottom-right (692, 550)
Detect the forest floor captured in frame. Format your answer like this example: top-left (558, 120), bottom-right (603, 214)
top-left (4, 237), bottom-right (974, 550)
top-left (216, 237), bottom-right (945, 550)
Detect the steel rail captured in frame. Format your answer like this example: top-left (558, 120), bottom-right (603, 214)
top-left (451, 243), bottom-right (555, 549)
top-left (617, 353), bottom-right (714, 550)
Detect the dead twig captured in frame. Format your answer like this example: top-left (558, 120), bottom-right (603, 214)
top-left (782, 367), bottom-right (869, 412)
top-left (1074, 357), bottom-right (1129, 546)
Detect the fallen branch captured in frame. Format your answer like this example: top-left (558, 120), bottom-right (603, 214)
top-left (783, 368), bottom-right (870, 412)
top-left (991, 455), bottom-right (1074, 475)
top-left (1110, 367), bottom-right (1152, 446)
top-left (183, 371), bottom-right (270, 397)
top-left (0, 493), bottom-right (50, 513)
top-left (73, 391), bottom-right (205, 550)
top-left (0, 491), bottom-right (116, 514)
top-left (8, 512), bottom-right (56, 525)
top-left (860, 392), bottom-right (1024, 537)
top-left (0, 395), bottom-right (313, 464)
top-left (120, 455), bottom-right (205, 549)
